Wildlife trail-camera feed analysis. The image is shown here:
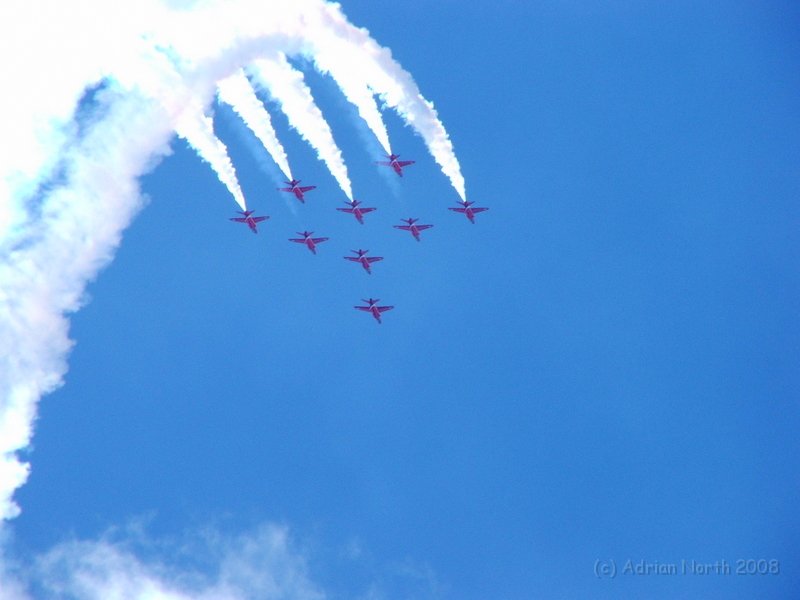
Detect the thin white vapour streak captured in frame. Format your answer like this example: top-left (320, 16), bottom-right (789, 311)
top-left (308, 2), bottom-right (467, 200)
top-left (217, 69), bottom-right (294, 181)
top-left (250, 53), bottom-right (353, 200)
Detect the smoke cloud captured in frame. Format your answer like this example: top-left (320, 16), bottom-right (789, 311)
top-left (0, 0), bottom-right (466, 521)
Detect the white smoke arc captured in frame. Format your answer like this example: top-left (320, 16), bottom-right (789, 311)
top-left (0, 90), bottom-right (174, 521)
top-left (217, 69), bottom-right (294, 181)
top-left (0, 0), bottom-right (466, 522)
top-left (308, 2), bottom-right (467, 200)
top-left (249, 53), bottom-right (354, 200)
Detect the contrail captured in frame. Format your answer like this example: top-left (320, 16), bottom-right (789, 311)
top-left (308, 2), bottom-right (468, 200)
top-left (249, 52), bottom-right (354, 200)
top-left (0, 0), bottom-right (466, 522)
top-left (217, 69), bottom-right (294, 181)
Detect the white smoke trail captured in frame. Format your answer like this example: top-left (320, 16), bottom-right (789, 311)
top-left (0, 0), bottom-right (466, 522)
top-left (176, 105), bottom-right (248, 211)
top-left (249, 53), bottom-right (354, 200)
top-left (217, 69), bottom-right (294, 181)
top-left (307, 2), bottom-right (467, 200)
top-left (311, 52), bottom-right (392, 155)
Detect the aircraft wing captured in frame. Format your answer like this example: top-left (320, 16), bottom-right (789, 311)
top-left (448, 207), bottom-right (467, 213)
top-left (354, 306), bottom-right (372, 312)
top-left (289, 238), bottom-right (306, 243)
top-left (367, 257), bottom-right (383, 263)
top-left (336, 207), bottom-right (354, 213)
top-left (299, 186), bottom-right (316, 192)
top-left (375, 161), bottom-right (393, 166)
top-left (394, 225), bottom-right (412, 231)
top-left (278, 187), bottom-right (294, 192)
top-left (416, 224), bottom-right (433, 230)
top-left (230, 217), bottom-right (247, 222)
top-left (311, 237), bottom-right (329, 244)
top-left (397, 160), bottom-right (414, 167)
top-left (360, 207), bottom-right (376, 214)
top-left (252, 216), bottom-right (267, 223)
top-left (377, 306), bottom-right (394, 313)
top-left (344, 256), bottom-right (360, 262)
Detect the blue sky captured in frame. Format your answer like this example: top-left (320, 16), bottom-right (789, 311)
top-left (4, 1), bottom-right (800, 598)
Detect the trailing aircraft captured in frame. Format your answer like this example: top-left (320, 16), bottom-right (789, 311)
top-left (354, 298), bottom-right (394, 324)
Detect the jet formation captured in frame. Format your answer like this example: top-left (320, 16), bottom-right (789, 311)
top-left (229, 154), bottom-right (489, 324)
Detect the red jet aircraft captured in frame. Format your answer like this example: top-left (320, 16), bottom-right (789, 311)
top-left (336, 199), bottom-right (376, 224)
top-left (344, 249), bottom-right (383, 274)
top-left (354, 298), bottom-right (394, 324)
top-left (393, 218), bottom-right (433, 242)
top-left (449, 199), bottom-right (489, 223)
top-left (230, 210), bottom-right (269, 234)
top-left (376, 154), bottom-right (415, 177)
top-left (289, 231), bottom-right (329, 254)
top-left (278, 179), bottom-right (316, 203)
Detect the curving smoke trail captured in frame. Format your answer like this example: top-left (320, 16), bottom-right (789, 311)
top-left (0, 90), bottom-right (175, 520)
top-left (0, 0), bottom-right (466, 521)
top-left (217, 69), bottom-right (294, 181)
top-left (249, 53), bottom-right (353, 200)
